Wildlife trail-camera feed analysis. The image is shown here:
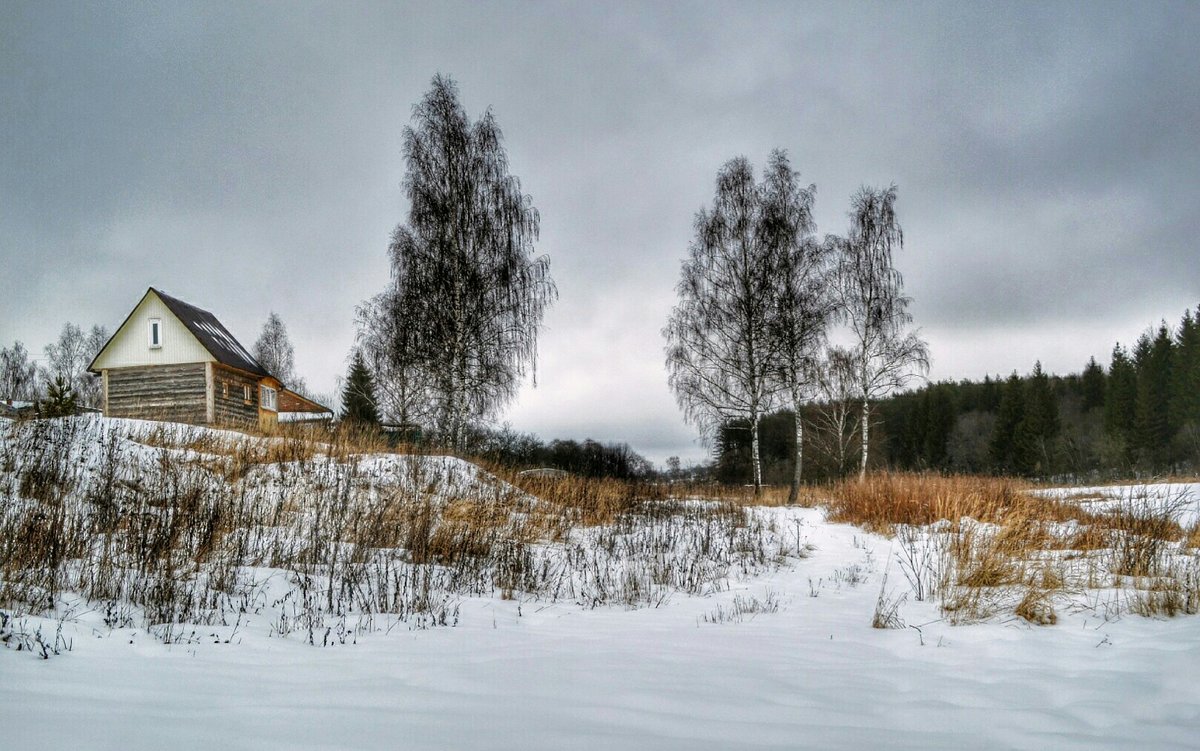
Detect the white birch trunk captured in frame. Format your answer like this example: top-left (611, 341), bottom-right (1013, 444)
top-left (789, 392), bottom-right (803, 505)
top-left (859, 398), bottom-right (870, 479)
top-left (751, 410), bottom-right (763, 494)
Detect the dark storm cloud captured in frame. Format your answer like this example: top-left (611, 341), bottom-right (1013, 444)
top-left (2, 1), bottom-right (1198, 464)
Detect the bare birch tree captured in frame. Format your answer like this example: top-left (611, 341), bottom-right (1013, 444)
top-left (812, 346), bottom-right (861, 477)
top-left (354, 290), bottom-right (432, 429)
top-left (0, 341), bottom-right (38, 403)
top-left (833, 186), bottom-right (930, 478)
top-left (371, 75), bottom-right (555, 449)
top-left (760, 151), bottom-right (835, 504)
top-left (43, 323), bottom-right (108, 408)
top-left (664, 157), bottom-right (781, 492)
top-left (253, 312), bottom-right (305, 393)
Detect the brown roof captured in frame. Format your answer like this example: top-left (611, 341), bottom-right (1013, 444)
top-left (151, 288), bottom-right (273, 379)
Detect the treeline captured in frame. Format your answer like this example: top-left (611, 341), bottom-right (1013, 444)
top-left (716, 306), bottom-right (1200, 482)
top-left (461, 426), bottom-right (654, 480)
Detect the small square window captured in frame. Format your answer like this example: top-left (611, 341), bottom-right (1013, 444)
top-left (148, 319), bottom-right (162, 349)
top-left (260, 385), bottom-right (278, 412)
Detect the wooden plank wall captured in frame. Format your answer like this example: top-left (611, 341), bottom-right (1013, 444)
top-left (212, 365), bottom-right (260, 428)
top-left (106, 364), bottom-right (208, 424)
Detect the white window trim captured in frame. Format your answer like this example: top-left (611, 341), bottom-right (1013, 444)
top-left (148, 318), bottom-right (162, 349)
top-left (260, 385), bottom-right (278, 412)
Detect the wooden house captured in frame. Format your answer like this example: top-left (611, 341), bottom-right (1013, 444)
top-left (88, 287), bottom-right (329, 430)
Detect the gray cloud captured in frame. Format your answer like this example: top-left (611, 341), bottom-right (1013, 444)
top-left (3, 1), bottom-right (1198, 464)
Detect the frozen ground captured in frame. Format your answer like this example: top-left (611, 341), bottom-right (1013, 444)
top-left (1038, 481), bottom-right (1200, 528)
top-left (5, 502), bottom-right (1200, 750)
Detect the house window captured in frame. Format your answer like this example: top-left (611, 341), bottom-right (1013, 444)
top-left (222, 382), bottom-right (229, 399)
top-left (243, 384), bottom-right (252, 404)
top-left (260, 385), bottom-right (278, 412)
top-left (148, 319), bottom-right (162, 349)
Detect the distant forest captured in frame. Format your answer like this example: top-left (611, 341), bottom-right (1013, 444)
top-left (715, 306), bottom-right (1200, 483)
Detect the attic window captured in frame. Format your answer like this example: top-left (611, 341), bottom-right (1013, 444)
top-left (148, 319), bottom-right (162, 349)
top-left (260, 385), bottom-right (278, 412)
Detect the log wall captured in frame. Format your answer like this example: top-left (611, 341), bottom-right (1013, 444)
top-left (105, 364), bottom-right (208, 424)
top-left (212, 364), bottom-right (260, 428)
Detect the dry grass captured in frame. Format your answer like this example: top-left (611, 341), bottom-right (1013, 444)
top-left (824, 472), bottom-right (1079, 535)
top-left (827, 472), bottom-right (1200, 624)
top-left (0, 417), bottom-right (801, 652)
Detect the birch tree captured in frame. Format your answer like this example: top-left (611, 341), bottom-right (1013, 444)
top-left (253, 312), bottom-right (304, 392)
top-left (834, 186), bottom-right (929, 478)
top-left (0, 342), bottom-right (38, 403)
top-left (372, 75), bottom-right (555, 449)
top-left (760, 151), bottom-right (835, 503)
top-left (43, 323), bottom-right (108, 408)
top-left (354, 290), bottom-right (432, 429)
top-left (813, 346), bottom-right (861, 477)
top-left (664, 156), bottom-right (781, 492)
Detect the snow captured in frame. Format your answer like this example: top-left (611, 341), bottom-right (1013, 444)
top-left (5, 507), bottom-right (1200, 748)
top-left (3, 420), bottom-right (1200, 749)
top-left (1038, 481), bottom-right (1200, 529)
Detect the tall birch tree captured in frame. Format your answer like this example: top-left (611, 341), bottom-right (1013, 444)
top-left (834, 186), bottom-right (929, 478)
top-left (760, 152), bottom-right (835, 503)
top-left (371, 75), bottom-right (555, 450)
top-left (664, 156), bottom-right (781, 492)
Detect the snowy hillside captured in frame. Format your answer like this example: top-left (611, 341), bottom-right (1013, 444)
top-left (3, 418), bottom-right (1200, 749)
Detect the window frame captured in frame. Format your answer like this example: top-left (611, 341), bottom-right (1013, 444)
top-left (260, 385), bottom-right (278, 412)
top-left (148, 318), bottom-right (162, 349)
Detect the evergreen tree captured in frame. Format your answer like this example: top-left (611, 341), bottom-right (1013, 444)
top-left (1016, 361), bottom-right (1060, 475)
top-left (1104, 345), bottom-right (1137, 439)
top-left (1080, 356), bottom-right (1106, 412)
top-left (340, 351), bottom-right (381, 425)
top-left (921, 384), bottom-right (956, 468)
top-left (1172, 308), bottom-right (1200, 426)
top-left (1133, 323), bottom-right (1175, 466)
top-left (990, 373), bottom-right (1025, 472)
top-left (38, 375), bottom-right (78, 417)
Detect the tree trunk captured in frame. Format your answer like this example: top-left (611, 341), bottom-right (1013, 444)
top-left (788, 395), bottom-right (803, 505)
top-left (751, 410), bottom-right (763, 496)
top-left (859, 398), bottom-right (870, 480)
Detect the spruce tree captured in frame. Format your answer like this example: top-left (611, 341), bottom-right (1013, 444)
top-left (1017, 361), bottom-right (1060, 475)
top-left (990, 373), bottom-right (1025, 472)
top-left (1172, 308), bottom-right (1200, 427)
top-left (921, 385), bottom-right (955, 469)
top-left (38, 375), bottom-right (78, 417)
top-left (1080, 356), bottom-right (1106, 412)
top-left (340, 351), bottom-right (381, 425)
top-left (1104, 345), bottom-right (1137, 440)
top-left (1133, 323), bottom-right (1175, 466)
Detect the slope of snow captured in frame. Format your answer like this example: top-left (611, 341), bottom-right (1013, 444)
top-left (4, 420), bottom-right (1200, 748)
top-left (5, 505), bottom-right (1200, 750)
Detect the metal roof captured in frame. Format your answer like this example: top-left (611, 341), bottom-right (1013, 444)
top-left (151, 288), bottom-right (274, 379)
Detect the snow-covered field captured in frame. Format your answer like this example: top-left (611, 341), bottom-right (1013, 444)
top-left (1039, 481), bottom-right (1200, 529)
top-left (3, 420), bottom-right (1200, 749)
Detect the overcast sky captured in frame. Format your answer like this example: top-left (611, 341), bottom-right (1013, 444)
top-left (2, 1), bottom-right (1198, 464)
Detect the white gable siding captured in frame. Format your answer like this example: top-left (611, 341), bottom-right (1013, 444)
top-left (92, 292), bottom-right (215, 370)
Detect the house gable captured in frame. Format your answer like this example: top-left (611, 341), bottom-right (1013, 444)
top-left (90, 289), bottom-right (216, 372)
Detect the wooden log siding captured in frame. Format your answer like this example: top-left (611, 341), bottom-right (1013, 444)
top-left (212, 365), bottom-right (261, 428)
top-left (106, 364), bottom-right (208, 424)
